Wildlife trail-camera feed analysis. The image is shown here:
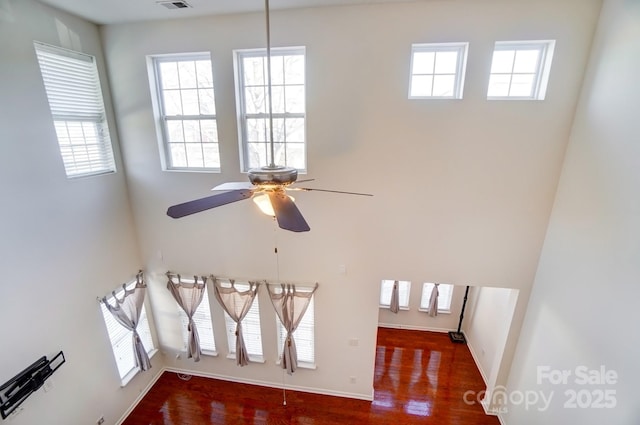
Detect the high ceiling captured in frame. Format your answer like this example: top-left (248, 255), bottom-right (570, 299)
top-left (38, 0), bottom-right (429, 25)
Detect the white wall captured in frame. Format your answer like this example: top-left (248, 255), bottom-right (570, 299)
top-left (101, 0), bottom-right (601, 400)
top-left (464, 286), bottom-right (519, 408)
top-left (0, 1), bottom-right (161, 424)
top-left (504, 0), bottom-right (640, 423)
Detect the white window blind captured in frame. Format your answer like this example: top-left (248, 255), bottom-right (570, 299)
top-left (420, 283), bottom-right (454, 313)
top-left (234, 47), bottom-right (306, 172)
top-left (100, 282), bottom-right (155, 384)
top-left (380, 280), bottom-right (411, 308)
top-left (176, 279), bottom-right (217, 355)
top-left (34, 42), bottom-right (115, 178)
top-left (277, 295), bottom-right (315, 366)
top-left (409, 42), bottom-right (468, 99)
top-left (223, 283), bottom-right (263, 360)
top-left (151, 54), bottom-right (221, 170)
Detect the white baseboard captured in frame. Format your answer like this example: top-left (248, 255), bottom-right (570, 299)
top-left (378, 323), bottom-right (455, 333)
top-left (115, 367), bottom-right (165, 425)
top-left (163, 366), bottom-right (374, 401)
top-left (465, 337), bottom-right (489, 387)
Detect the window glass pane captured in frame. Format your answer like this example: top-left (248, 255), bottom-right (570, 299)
top-left (243, 56), bottom-right (265, 86)
top-left (284, 55), bottom-right (305, 84)
top-left (160, 62), bottom-right (179, 89)
top-left (285, 85), bottom-right (305, 113)
top-left (380, 280), bottom-right (411, 308)
top-left (285, 118), bottom-right (305, 142)
top-left (201, 120), bottom-right (218, 143)
top-left (432, 75), bottom-right (455, 97)
top-left (410, 75), bottom-right (433, 97)
top-left (195, 60), bottom-right (213, 88)
top-left (245, 87), bottom-right (266, 114)
top-left (203, 144), bottom-right (221, 168)
top-left (412, 51), bottom-right (435, 74)
top-left (420, 283), bottom-right (454, 312)
top-left (270, 86), bottom-right (285, 114)
top-left (247, 142), bottom-right (268, 169)
top-left (181, 89), bottom-right (199, 115)
top-left (182, 120), bottom-right (200, 142)
top-left (491, 50), bottom-right (515, 73)
top-left (247, 118), bottom-right (267, 142)
top-left (434, 51), bottom-right (458, 74)
top-left (166, 121), bottom-right (183, 143)
top-left (488, 74), bottom-right (512, 97)
top-left (198, 88), bottom-right (215, 115)
top-left (163, 90), bottom-right (183, 116)
top-left (186, 143), bottom-right (204, 167)
top-left (509, 74), bottom-right (535, 97)
top-left (178, 61), bottom-right (197, 88)
top-left (513, 49), bottom-right (540, 73)
top-left (169, 143), bottom-right (187, 167)
top-left (270, 55), bottom-right (284, 85)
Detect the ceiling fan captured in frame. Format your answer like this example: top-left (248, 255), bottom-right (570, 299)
top-left (167, 0), bottom-right (371, 233)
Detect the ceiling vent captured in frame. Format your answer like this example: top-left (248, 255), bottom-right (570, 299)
top-left (157, 0), bottom-right (192, 9)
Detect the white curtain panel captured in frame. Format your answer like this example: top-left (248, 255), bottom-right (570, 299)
top-left (212, 278), bottom-right (260, 367)
top-left (389, 280), bottom-right (400, 313)
top-left (166, 273), bottom-right (207, 362)
top-left (267, 283), bottom-right (318, 375)
top-left (428, 283), bottom-right (440, 317)
top-left (101, 271), bottom-right (152, 372)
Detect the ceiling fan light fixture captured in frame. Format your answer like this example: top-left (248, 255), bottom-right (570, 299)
top-left (253, 193), bottom-right (295, 217)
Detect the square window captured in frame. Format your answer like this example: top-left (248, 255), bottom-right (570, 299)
top-left (487, 40), bottom-right (555, 100)
top-left (276, 295), bottom-right (315, 366)
top-left (223, 282), bottom-right (264, 361)
top-left (173, 277), bottom-right (217, 355)
top-left (379, 280), bottom-right (411, 309)
top-left (234, 47), bottom-right (306, 172)
top-left (409, 43), bottom-right (468, 99)
top-left (150, 53), bottom-right (221, 171)
top-left (420, 283), bottom-right (454, 313)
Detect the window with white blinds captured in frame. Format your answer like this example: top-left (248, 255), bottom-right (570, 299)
top-left (276, 295), bottom-right (315, 366)
top-left (379, 280), bottom-right (411, 309)
top-left (176, 279), bottom-right (217, 355)
top-left (223, 284), bottom-right (264, 361)
top-left (34, 42), bottom-right (115, 178)
top-left (420, 283), bottom-right (454, 313)
top-left (99, 282), bottom-right (155, 385)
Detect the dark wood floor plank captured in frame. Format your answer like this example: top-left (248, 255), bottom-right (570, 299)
top-left (123, 328), bottom-right (499, 424)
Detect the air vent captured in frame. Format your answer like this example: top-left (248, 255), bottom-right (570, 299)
top-left (157, 0), bottom-right (192, 9)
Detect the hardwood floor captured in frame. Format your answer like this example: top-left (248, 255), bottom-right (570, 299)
top-left (123, 328), bottom-right (499, 424)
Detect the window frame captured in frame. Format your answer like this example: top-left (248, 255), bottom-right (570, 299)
top-left (408, 42), bottom-right (469, 100)
top-left (174, 277), bottom-right (217, 356)
top-left (419, 283), bottom-right (454, 314)
top-left (149, 52), bottom-right (221, 172)
top-left (34, 42), bottom-right (116, 178)
top-left (276, 292), bottom-right (316, 369)
top-left (379, 280), bottom-right (411, 310)
top-left (233, 46), bottom-right (307, 173)
top-left (100, 280), bottom-right (157, 387)
top-left (487, 40), bottom-right (556, 100)
top-left (222, 283), bottom-right (264, 363)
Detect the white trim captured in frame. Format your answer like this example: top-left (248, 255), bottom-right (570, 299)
top-left (465, 336), bottom-right (489, 386)
top-left (115, 367), bottom-right (165, 425)
top-left (163, 366), bottom-right (374, 401)
top-left (377, 323), bottom-right (455, 333)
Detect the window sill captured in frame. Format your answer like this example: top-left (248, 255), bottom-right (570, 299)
top-left (225, 353), bottom-right (265, 364)
top-left (418, 308), bottom-right (451, 314)
top-left (164, 167), bottom-right (221, 173)
top-left (379, 305), bottom-right (409, 311)
top-left (276, 360), bottom-right (316, 370)
top-left (120, 349), bottom-right (159, 387)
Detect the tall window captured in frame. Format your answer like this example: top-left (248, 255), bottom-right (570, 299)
top-left (420, 283), bottom-right (454, 313)
top-left (151, 53), bottom-right (220, 170)
top-left (409, 42), bottom-right (468, 99)
top-left (99, 281), bottom-right (155, 385)
top-left (34, 42), bottom-right (115, 178)
top-left (175, 278), bottom-right (217, 355)
top-left (234, 47), bottom-right (306, 172)
top-left (276, 295), bottom-right (315, 366)
top-left (379, 280), bottom-right (411, 309)
top-left (223, 283), bottom-right (264, 361)
top-left (487, 40), bottom-right (555, 100)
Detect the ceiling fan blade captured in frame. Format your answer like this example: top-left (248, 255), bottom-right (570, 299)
top-left (268, 191), bottom-right (310, 232)
top-left (211, 182), bottom-right (254, 191)
top-left (167, 189), bottom-right (254, 218)
top-left (291, 187), bottom-right (374, 197)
